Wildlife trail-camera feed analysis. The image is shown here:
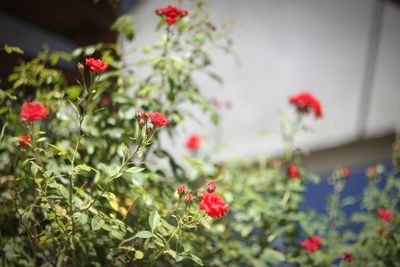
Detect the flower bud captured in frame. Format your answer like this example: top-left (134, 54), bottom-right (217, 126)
top-left (337, 167), bottom-right (350, 178)
top-left (135, 111), bottom-right (142, 120)
top-left (77, 62), bottom-right (84, 71)
top-left (177, 184), bottom-right (185, 195)
top-left (139, 118), bottom-right (145, 127)
top-left (367, 166), bottom-right (377, 177)
top-left (185, 194), bottom-right (193, 203)
top-left (207, 181), bottom-right (217, 192)
top-left (146, 127), bottom-right (153, 136)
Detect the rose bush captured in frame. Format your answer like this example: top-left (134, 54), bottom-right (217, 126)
top-left (0, 0), bottom-right (399, 266)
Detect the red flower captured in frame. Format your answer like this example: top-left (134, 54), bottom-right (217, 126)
top-left (300, 235), bottom-right (321, 253)
top-left (85, 58), bottom-right (108, 72)
top-left (338, 167), bottom-right (351, 178)
top-left (177, 184), bottom-right (185, 195)
top-left (145, 112), bottom-right (169, 127)
top-left (289, 92), bottom-right (323, 118)
top-left (199, 192), bottom-right (229, 219)
top-left (155, 5), bottom-right (188, 25)
top-left (18, 135), bottom-right (31, 146)
top-left (185, 194), bottom-right (193, 203)
top-left (185, 134), bottom-right (202, 151)
top-left (341, 252), bottom-right (353, 262)
top-left (377, 208), bottom-right (394, 223)
top-left (287, 164), bottom-right (300, 180)
top-left (20, 102), bottom-right (49, 121)
top-left (207, 181), bottom-right (217, 192)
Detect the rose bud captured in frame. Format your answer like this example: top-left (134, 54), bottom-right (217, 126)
top-left (77, 62), bottom-right (84, 71)
top-left (207, 181), bottom-right (217, 192)
top-left (139, 118), bottom-right (145, 127)
top-left (185, 194), bottom-right (193, 203)
top-left (135, 111), bottom-right (142, 120)
top-left (177, 184), bottom-right (185, 195)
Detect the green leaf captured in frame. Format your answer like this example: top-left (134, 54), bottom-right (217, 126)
top-left (30, 162), bottom-right (41, 176)
top-left (49, 144), bottom-right (68, 156)
top-left (149, 211), bottom-right (161, 231)
top-left (126, 167), bottom-right (145, 174)
top-left (134, 231), bottom-right (153, 239)
top-left (3, 44), bottom-right (24, 54)
top-left (186, 253), bottom-right (204, 266)
top-left (77, 213), bottom-right (89, 225)
top-left (262, 248), bottom-right (285, 264)
top-left (91, 215), bottom-right (105, 231)
top-left (76, 164), bottom-right (92, 172)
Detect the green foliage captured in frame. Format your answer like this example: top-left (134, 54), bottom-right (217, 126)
top-left (0, 0), bottom-right (399, 266)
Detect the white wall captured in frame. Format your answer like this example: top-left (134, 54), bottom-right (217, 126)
top-left (125, 0), bottom-right (400, 161)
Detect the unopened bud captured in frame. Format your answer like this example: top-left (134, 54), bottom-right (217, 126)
top-left (77, 62), bottom-right (84, 71)
top-left (146, 127), bottom-right (153, 136)
top-left (139, 118), bottom-right (145, 127)
top-left (367, 166), bottom-right (377, 177)
top-left (207, 181), bottom-right (217, 192)
top-left (136, 111), bottom-right (142, 120)
top-left (185, 194), bottom-right (193, 203)
top-left (339, 167), bottom-right (350, 178)
top-left (177, 184), bottom-right (185, 195)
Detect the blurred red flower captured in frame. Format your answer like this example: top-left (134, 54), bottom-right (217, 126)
top-left (341, 252), bottom-right (353, 262)
top-left (287, 164), bottom-right (301, 180)
top-left (185, 134), bottom-right (202, 151)
top-left (289, 92), bottom-right (323, 118)
top-left (85, 58), bottom-right (108, 72)
top-left (20, 102), bottom-right (49, 121)
top-left (145, 112), bottom-right (169, 127)
top-left (155, 5), bottom-right (188, 25)
top-left (200, 192), bottom-right (229, 219)
top-left (377, 208), bottom-right (394, 223)
top-left (300, 235), bottom-right (321, 253)
top-left (18, 135), bottom-right (31, 146)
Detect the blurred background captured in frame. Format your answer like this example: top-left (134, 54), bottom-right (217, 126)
top-left (0, 0), bottom-right (399, 175)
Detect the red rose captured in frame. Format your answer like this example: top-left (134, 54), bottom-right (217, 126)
top-left (338, 167), bottom-right (350, 178)
top-left (155, 5), bottom-right (188, 25)
top-left (287, 164), bottom-right (300, 180)
top-left (177, 184), bottom-right (185, 195)
top-left (18, 135), bottom-right (31, 146)
top-left (289, 92), bottom-right (323, 118)
top-left (20, 102), bottom-right (49, 121)
top-left (185, 134), bottom-right (202, 151)
top-left (199, 192), bottom-right (229, 219)
top-left (207, 181), bottom-right (217, 192)
top-left (300, 235), bottom-right (321, 253)
top-left (145, 112), bottom-right (169, 127)
top-left (185, 194), bottom-right (193, 203)
top-left (85, 58), bottom-right (108, 72)
top-left (377, 208), bottom-right (394, 223)
top-left (341, 252), bottom-right (353, 262)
